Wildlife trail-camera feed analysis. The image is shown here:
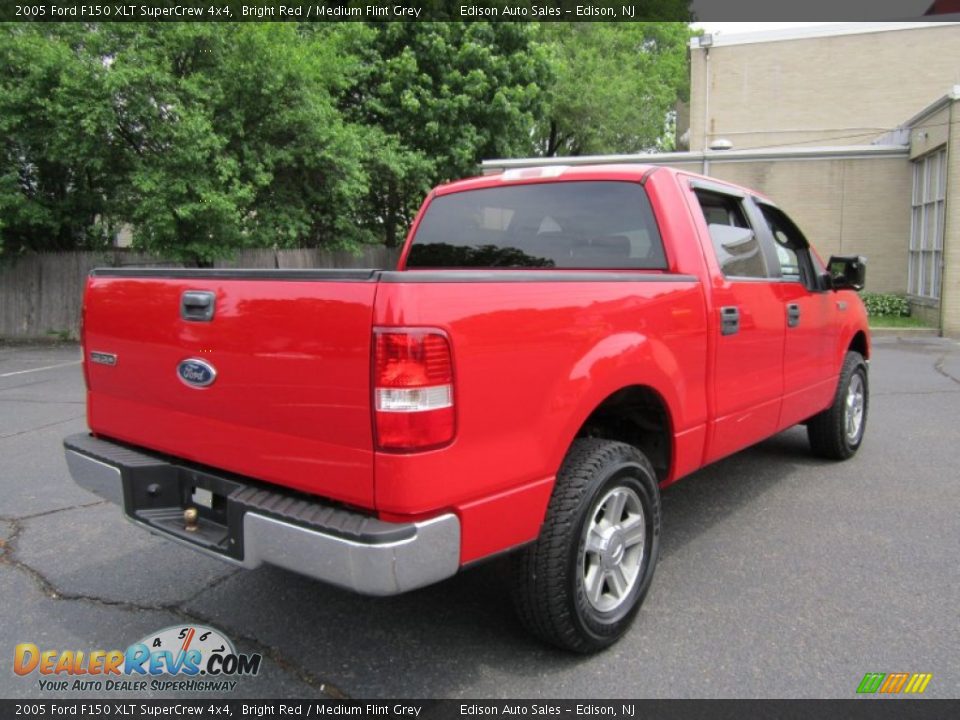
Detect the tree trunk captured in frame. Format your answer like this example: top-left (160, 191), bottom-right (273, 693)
top-left (383, 181), bottom-right (399, 248)
top-left (547, 119), bottom-right (559, 157)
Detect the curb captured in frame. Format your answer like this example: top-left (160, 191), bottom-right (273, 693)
top-left (869, 327), bottom-right (940, 338)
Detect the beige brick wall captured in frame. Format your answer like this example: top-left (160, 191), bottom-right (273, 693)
top-left (838, 159), bottom-right (913, 295)
top-left (690, 25), bottom-right (960, 152)
top-left (909, 105), bottom-right (950, 160)
top-left (650, 156), bottom-right (911, 294)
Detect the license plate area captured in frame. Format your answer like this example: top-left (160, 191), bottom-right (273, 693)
top-left (122, 464), bottom-right (245, 560)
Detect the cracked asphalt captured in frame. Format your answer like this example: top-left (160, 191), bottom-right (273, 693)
top-left (1, 337), bottom-right (958, 700)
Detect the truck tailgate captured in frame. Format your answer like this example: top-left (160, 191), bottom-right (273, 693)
top-left (82, 269), bottom-right (378, 507)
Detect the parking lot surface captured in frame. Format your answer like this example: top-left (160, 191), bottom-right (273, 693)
top-left (1, 337), bottom-right (958, 699)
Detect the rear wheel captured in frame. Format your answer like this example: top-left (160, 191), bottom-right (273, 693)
top-left (807, 351), bottom-right (869, 459)
top-left (511, 438), bottom-right (661, 653)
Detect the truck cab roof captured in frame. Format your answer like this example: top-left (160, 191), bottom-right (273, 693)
top-left (436, 164), bottom-right (769, 203)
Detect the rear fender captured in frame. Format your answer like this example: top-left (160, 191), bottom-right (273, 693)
top-left (551, 332), bottom-right (708, 486)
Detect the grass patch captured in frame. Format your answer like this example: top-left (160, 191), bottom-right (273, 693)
top-left (868, 315), bottom-right (934, 329)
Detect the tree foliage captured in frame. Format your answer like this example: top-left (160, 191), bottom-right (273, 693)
top-left (2, 24), bottom-right (376, 263)
top-left (102, 24), bottom-right (378, 262)
top-left (0, 25), bottom-right (123, 254)
top-left (338, 22), bottom-right (551, 246)
top-left (536, 23), bottom-right (693, 156)
top-left (0, 20), bottom-right (692, 261)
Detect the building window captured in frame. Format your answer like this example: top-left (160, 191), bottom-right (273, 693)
top-left (909, 149), bottom-right (946, 300)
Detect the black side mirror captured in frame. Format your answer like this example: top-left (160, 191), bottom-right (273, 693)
top-left (827, 255), bottom-right (866, 291)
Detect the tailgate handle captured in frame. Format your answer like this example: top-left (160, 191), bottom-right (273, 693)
top-left (181, 291), bottom-right (216, 322)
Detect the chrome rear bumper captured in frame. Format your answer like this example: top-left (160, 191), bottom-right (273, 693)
top-left (63, 433), bottom-right (460, 596)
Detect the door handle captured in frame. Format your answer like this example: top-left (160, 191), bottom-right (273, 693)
top-left (786, 303), bottom-right (801, 328)
top-left (720, 306), bottom-right (740, 336)
top-left (181, 291), bottom-right (216, 322)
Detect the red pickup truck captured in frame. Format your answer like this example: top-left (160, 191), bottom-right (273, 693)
top-left (64, 165), bottom-right (869, 652)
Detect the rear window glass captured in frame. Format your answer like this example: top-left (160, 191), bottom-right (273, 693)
top-left (406, 181), bottom-right (667, 270)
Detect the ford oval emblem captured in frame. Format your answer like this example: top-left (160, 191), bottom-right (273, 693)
top-left (177, 358), bottom-right (217, 388)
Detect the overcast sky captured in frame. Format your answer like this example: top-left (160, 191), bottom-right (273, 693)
top-left (691, 22), bottom-right (837, 35)
top-left (689, 0), bottom-right (936, 23)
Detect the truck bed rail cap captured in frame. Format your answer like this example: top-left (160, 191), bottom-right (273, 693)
top-left (89, 268), bottom-right (379, 281)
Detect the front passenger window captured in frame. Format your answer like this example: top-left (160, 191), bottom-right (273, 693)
top-left (775, 244), bottom-right (801, 280)
top-left (757, 203), bottom-right (815, 286)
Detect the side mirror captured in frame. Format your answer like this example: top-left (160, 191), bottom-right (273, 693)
top-left (827, 255), bottom-right (866, 291)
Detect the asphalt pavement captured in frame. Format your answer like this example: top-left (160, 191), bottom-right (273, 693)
top-left (1, 337), bottom-right (958, 699)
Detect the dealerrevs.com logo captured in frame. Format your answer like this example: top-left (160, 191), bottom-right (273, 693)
top-left (14, 624), bottom-right (262, 693)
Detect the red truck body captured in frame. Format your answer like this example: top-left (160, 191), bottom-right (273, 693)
top-left (67, 165), bottom-right (870, 651)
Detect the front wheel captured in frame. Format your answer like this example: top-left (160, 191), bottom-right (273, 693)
top-left (807, 350), bottom-right (869, 460)
top-left (511, 438), bottom-right (661, 653)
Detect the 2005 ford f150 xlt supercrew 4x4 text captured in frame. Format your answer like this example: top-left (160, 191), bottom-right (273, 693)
top-left (64, 165), bottom-right (870, 652)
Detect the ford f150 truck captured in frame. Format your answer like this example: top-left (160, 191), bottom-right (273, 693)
top-left (64, 165), bottom-right (870, 652)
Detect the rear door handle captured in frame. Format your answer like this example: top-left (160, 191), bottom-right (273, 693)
top-left (181, 291), bottom-right (216, 322)
top-left (786, 303), bottom-right (801, 328)
top-left (720, 306), bottom-right (740, 336)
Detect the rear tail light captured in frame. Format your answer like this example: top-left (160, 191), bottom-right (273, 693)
top-left (373, 329), bottom-right (455, 451)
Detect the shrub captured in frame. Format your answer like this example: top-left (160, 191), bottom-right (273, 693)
top-left (860, 292), bottom-right (910, 317)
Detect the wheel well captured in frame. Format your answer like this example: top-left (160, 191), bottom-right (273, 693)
top-left (849, 330), bottom-right (869, 360)
top-left (576, 386), bottom-right (672, 482)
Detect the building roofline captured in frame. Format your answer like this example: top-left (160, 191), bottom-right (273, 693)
top-left (902, 85), bottom-right (960, 127)
top-left (690, 21), bottom-right (960, 49)
top-left (482, 145), bottom-right (909, 172)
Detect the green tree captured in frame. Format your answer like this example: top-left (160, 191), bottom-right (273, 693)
top-left (97, 23), bottom-right (372, 263)
top-left (1, 23), bottom-right (373, 263)
top-left (536, 22), bottom-right (693, 156)
top-left (0, 19), bottom-right (693, 260)
top-left (0, 24), bottom-right (123, 257)
top-left (337, 22), bottom-right (552, 246)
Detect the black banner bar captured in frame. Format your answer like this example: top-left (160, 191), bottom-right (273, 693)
top-left (2, 700), bottom-right (959, 720)
top-left (1, 0), bottom-right (953, 22)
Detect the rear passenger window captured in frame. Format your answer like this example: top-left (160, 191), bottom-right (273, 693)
top-left (694, 189), bottom-right (770, 279)
top-left (407, 181), bottom-right (667, 270)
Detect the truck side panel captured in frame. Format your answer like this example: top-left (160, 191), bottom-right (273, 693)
top-left (372, 276), bottom-right (708, 563)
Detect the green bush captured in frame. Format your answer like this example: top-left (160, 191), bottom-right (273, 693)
top-left (860, 292), bottom-right (911, 317)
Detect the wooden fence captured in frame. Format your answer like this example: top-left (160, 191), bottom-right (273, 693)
top-left (0, 246), bottom-right (401, 340)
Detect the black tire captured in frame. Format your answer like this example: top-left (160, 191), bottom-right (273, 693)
top-left (511, 438), bottom-right (661, 653)
top-left (807, 351), bottom-right (869, 460)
